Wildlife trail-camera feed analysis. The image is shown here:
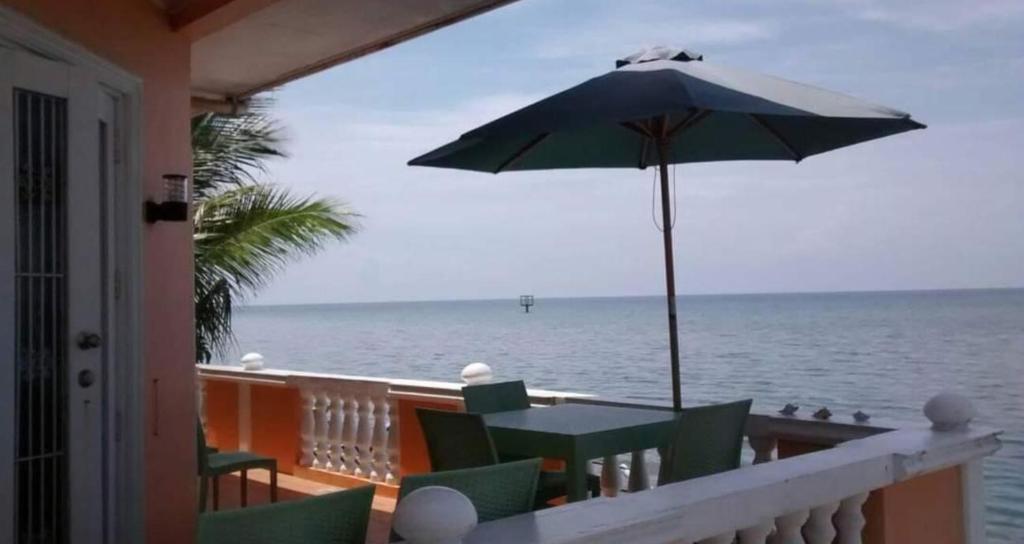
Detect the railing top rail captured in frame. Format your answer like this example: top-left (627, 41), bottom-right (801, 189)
top-left (197, 364), bottom-right (591, 404)
top-left (565, 395), bottom-right (894, 444)
top-left (454, 424), bottom-right (1001, 544)
top-left (197, 365), bottom-right (898, 443)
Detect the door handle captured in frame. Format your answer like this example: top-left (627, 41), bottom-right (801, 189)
top-left (76, 331), bottom-right (102, 350)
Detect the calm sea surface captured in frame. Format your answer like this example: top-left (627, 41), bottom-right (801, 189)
top-left (229, 289), bottom-right (1024, 542)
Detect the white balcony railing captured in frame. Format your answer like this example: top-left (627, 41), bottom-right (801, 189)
top-left (196, 361), bottom-right (1001, 544)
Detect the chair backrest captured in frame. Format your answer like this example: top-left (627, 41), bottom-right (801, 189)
top-left (392, 459), bottom-right (542, 542)
top-left (197, 420), bottom-right (209, 475)
top-left (462, 380), bottom-right (531, 414)
top-left (416, 409), bottom-right (499, 471)
top-left (657, 399), bottom-right (753, 487)
top-left (197, 485), bottom-right (375, 544)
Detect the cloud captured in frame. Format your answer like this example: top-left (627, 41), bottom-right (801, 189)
top-left (830, 0), bottom-right (1024, 31)
top-left (529, 0), bottom-right (779, 63)
top-left (536, 18), bottom-right (778, 61)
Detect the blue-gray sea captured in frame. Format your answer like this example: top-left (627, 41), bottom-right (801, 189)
top-left (229, 289), bottom-right (1024, 542)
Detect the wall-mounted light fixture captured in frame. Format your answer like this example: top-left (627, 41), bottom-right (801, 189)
top-left (145, 174), bottom-right (189, 223)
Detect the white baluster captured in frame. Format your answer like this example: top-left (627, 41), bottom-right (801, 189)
top-left (601, 455), bottom-right (621, 497)
top-left (738, 519), bottom-right (774, 543)
top-left (354, 392), bottom-right (374, 478)
top-left (835, 492), bottom-right (869, 544)
top-left (313, 391), bottom-right (330, 468)
top-left (699, 532), bottom-right (736, 544)
top-left (299, 388), bottom-right (316, 467)
top-left (627, 450), bottom-right (650, 492)
top-left (749, 435), bottom-right (777, 464)
top-left (385, 396), bottom-right (400, 484)
top-left (370, 392), bottom-right (389, 481)
top-left (341, 391), bottom-right (359, 474)
top-left (327, 390), bottom-right (344, 472)
top-left (772, 509), bottom-right (809, 544)
top-left (197, 377), bottom-right (208, 429)
top-left (803, 502), bottom-right (839, 544)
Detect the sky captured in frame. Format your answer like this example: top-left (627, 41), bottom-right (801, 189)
top-left (249, 0), bottom-right (1024, 305)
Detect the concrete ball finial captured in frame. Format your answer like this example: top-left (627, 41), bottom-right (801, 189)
top-left (461, 362), bottom-right (493, 385)
top-left (392, 486), bottom-right (478, 544)
top-left (240, 352), bottom-right (265, 371)
top-left (924, 391), bottom-right (976, 431)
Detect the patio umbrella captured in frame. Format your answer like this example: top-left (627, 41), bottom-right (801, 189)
top-left (408, 46), bottom-right (925, 411)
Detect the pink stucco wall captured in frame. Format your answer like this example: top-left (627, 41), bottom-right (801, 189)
top-left (2, 1), bottom-right (196, 541)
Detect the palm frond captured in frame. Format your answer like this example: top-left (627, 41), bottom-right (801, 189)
top-left (191, 111), bottom-right (286, 199)
top-left (192, 109), bottom-right (359, 362)
top-left (195, 183), bottom-right (359, 298)
top-left (194, 277), bottom-right (233, 363)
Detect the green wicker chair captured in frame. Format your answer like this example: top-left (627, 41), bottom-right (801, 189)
top-left (390, 459), bottom-right (541, 542)
top-left (657, 399), bottom-right (753, 486)
top-left (197, 485), bottom-right (375, 544)
top-left (198, 421), bottom-right (278, 512)
top-left (462, 380), bottom-right (532, 414)
top-left (417, 408), bottom-right (498, 470)
top-left (416, 408), bottom-right (599, 507)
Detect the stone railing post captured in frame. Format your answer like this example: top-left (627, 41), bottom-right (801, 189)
top-left (835, 492), bottom-right (869, 544)
top-left (312, 391), bottom-right (329, 468)
top-left (738, 519), bottom-right (774, 543)
top-left (601, 455), bottom-right (622, 497)
top-left (699, 532), bottom-right (736, 544)
top-left (385, 395), bottom-right (400, 484)
top-left (196, 376), bottom-right (208, 429)
top-left (354, 389), bottom-right (375, 478)
top-left (774, 508), bottom-right (810, 544)
top-left (803, 502), bottom-right (840, 543)
top-left (299, 388), bottom-right (316, 467)
top-left (327, 389), bottom-right (345, 472)
top-left (340, 389), bottom-right (359, 474)
top-left (370, 387), bottom-right (389, 481)
top-left (627, 450), bottom-right (650, 491)
top-left (749, 435), bottom-right (777, 464)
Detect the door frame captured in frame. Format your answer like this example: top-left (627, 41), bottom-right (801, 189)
top-left (0, 7), bottom-right (145, 542)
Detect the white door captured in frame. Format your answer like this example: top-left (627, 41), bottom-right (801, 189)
top-left (0, 45), bottom-right (108, 543)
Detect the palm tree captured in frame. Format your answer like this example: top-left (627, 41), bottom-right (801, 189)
top-left (192, 109), bottom-right (358, 362)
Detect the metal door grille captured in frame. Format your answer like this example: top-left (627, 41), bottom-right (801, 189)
top-left (13, 89), bottom-right (67, 544)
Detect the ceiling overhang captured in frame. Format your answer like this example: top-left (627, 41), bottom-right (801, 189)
top-left (179, 0), bottom-right (516, 110)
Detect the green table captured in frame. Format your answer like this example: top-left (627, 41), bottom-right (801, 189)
top-left (482, 403), bottom-right (678, 502)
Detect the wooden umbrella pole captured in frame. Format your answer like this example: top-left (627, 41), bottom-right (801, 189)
top-left (656, 135), bottom-right (682, 411)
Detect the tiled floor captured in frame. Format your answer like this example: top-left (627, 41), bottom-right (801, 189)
top-left (204, 470), bottom-right (396, 544)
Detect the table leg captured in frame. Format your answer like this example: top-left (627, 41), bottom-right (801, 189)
top-left (566, 453), bottom-right (589, 502)
top-left (240, 469), bottom-right (248, 507)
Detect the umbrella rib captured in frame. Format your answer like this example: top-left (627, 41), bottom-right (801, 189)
top-left (620, 122), bottom-right (654, 169)
top-left (667, 109), bottom-right (711, 138)
top-left (620, 121), bottom-right (654, 138)
top-left (493, 133), bottom-right (549, 173)
top-left (748, 114), bottom-right (803, 162)
top-left (637, 136), bottom-right (650, 169)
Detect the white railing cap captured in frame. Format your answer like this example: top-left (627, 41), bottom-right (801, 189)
top-left (923, 391), bottom-right (976, 431)
top-left (455, 424), bottom-right (1000, 544)
top-left (393, 486), bottom-right (477, 544)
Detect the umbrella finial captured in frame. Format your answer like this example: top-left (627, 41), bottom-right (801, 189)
top-left (616, 46), bottom-right (703, 68)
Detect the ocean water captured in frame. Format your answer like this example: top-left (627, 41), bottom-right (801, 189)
top-left (228, 289), bottom-right (1024, 542)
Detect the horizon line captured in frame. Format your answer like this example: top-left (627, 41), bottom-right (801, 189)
top-left (240, 285), bottom-right (1024, 309)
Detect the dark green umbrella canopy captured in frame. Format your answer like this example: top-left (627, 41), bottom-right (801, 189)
top-left (409, 47), bottom-right (925, 172)
top-left (409, 47), bottom-right (924, 411)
